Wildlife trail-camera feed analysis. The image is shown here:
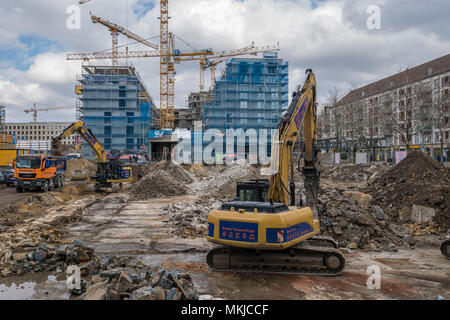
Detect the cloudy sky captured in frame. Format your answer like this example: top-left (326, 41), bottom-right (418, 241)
top-left (1, 0), bottom-right (450, 123)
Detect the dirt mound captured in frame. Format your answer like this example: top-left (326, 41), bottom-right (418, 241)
top-left (129, 161), bottom-right (192, 200)
top-left (66, 159), bottom-right (97, 181)
top-left (367, 151), bottom-right (449, 230)
top-left (378, 151), bottom-right (443, 183)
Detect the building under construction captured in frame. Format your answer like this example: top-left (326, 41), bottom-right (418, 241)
top-left (204, 52), bottom-right (289, 132)
top-left (77, 64), bottom-right (158, 157)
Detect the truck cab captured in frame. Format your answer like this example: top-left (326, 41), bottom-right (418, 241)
top-left (14, 155), bottom-right (66, 192)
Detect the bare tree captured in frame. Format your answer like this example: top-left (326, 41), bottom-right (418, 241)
top-left (419, 84), bottom-right (450, 164)
top-left (327, 87), bottom-right (344, 152)
top-left (382, 84), bottom-right (430, 152)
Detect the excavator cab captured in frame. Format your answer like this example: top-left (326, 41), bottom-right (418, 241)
top-left (235, 180), bottom-right (269, 202)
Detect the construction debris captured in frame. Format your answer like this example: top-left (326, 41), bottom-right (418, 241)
top-left (65, 159), bottom-right (97, 181)
top-left (82, 255), bottom-right (199, 300)
top-left (367, 151), bottom-right (449, 230)
top-left (130, 161), bottom-right (193, 200)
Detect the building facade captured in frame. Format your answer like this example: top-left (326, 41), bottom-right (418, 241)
top-left (77, 65), bottom-right (154, 157)
top-left (5, 122), bottom-right (75, 144)
top-left (324, 54), bottom-right (450, 160)
top-left (204, 52), bottom-right (289, 132)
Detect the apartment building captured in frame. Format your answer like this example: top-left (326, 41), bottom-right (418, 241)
top-left (5, 122), bottom-right (75, 145)
top-left (325, 54), bottom-right (450, 160)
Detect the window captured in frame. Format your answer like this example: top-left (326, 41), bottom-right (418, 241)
top-left (105, 112), bottom-right (112, 117)
top-left (127, 118), bottom-right (134, 124)
top-left (119, 99), bottom-right (126, 109)
top-left (126, 126), bottom-right (134, 135)
top-left (104, 118), bottom-right (111, 124)
top-left (267, 66), bottom-right (277, 74)
top-left (126, 112), bottom-right (134, 117)
top-left (104, 126), bottom-right (112, 135)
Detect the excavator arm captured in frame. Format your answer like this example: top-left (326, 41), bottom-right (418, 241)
top-left (52, 121), bottom-right (108, 162)
top-left (268, 69), bottom-right (319, 214)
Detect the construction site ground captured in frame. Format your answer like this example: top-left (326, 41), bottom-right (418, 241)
top-left (0, 153), bottom-right (449, 300)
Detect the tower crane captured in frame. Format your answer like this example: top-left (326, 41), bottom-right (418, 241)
top-left (180, 43), bottom-right (281, 91)
top-left (24, 104), bottom-right (74, 123)
top-left (67, 43), bottom-right (279, 123)
top-left (90, 14), bottom-right (159, 67)
top-left (69, 1), bottom-right (280, 130)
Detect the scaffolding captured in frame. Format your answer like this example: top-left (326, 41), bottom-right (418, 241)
top-left (204, 52), bottom-right (289, 132)
top-left (78, 64), bottom-right (154, 157)
top-left (193, 52), bottom-right (289, 162)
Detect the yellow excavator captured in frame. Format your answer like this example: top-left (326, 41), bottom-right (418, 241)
top-left (52, 121), bottom-right (132, 191)
top-left (206, 70), bottom-right (345, 275)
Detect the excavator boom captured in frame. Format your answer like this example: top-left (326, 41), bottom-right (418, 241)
top-left (52, 121), bottom-right (107, 162)
top-left (268, 69), bottom-right (319, 213)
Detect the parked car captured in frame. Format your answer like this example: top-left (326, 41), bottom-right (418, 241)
top-left (0, 169), bottom-right (15, 187)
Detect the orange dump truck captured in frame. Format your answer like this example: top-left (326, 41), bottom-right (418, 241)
top-left (13, 154), bottom-right (66, 192)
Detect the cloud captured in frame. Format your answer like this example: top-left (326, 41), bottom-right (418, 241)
top-left (0, 0), bottom-right (450, 123)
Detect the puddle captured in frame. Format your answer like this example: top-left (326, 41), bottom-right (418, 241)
top-left (0, 273), bottom-right (71, 300)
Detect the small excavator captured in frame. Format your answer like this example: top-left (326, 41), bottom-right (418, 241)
top-left (52, 121), bottom-right (132, 191)
top-left (206, 70), bottom-right (345, 275)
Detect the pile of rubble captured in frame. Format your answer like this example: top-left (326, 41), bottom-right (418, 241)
top-left (1, 238), bottom-right (199, 300)
top-left (1, 240), bottom-right (98, 277)
top-left (165, 200), bottom-right (222, 238)
top-left (164, 162), bottom-right (261, 237)
top-left (367, 151), bottom-right (449, 230)
top-left (82, 255), bottom-right (199, 300)
top-left (130, 161), bottom-right (193, 200)
top-left (320, 163), bottom-right (389, 184)
top-left (318, 186), bottom-right (408, 250)
top-left (189, 161), bottom-right (259, 199)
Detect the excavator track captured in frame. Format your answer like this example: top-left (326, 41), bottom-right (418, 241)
top-left (207, 243), bottom-right (345, 276)
top-left (441, 239), bottom-right (450, 259)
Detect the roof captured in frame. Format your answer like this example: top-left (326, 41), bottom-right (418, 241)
top-left (337, 54), bottom-right (450, 106)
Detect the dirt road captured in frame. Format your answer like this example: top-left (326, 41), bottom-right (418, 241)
top-left (0, 186), bottom-right (38, 206)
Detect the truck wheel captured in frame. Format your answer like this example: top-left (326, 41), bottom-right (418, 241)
top-left (49, 179), bottom-right (54, 191)
top-left (16, 186), bottom-right (24, 193)
top-left (42, 181), bottom-right (49, 192)
top-left (56, 177), bottom-right (62, 188)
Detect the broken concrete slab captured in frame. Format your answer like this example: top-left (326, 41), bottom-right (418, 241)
top-left (411, 205), bottom-right (436, 223)
top-left (344, 191), bottom-right (373, 207)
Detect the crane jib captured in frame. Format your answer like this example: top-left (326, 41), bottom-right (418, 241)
top-left (294, 97), bottom-right (309, 130)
